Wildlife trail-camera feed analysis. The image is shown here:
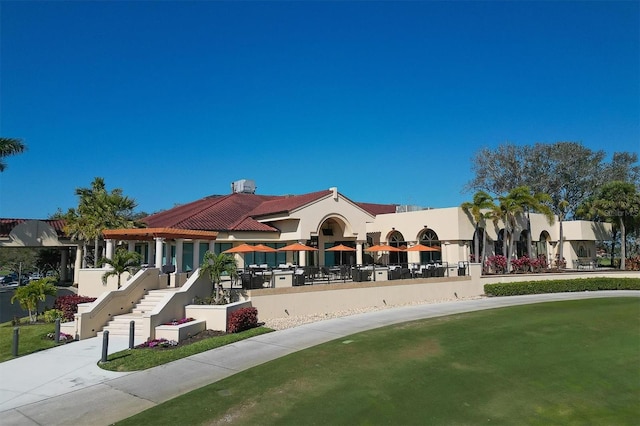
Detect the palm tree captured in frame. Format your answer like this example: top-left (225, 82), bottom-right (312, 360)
top-left (587, 181), bottom-right (640, 270)
top-left (65, 178), bottom-right (140, 268)
top-left (201, 251), bottom-right (238, 303)
top-left (496, 186), bottom-right (555, 272)
top-left (11, 278), bottom-right (57, 323)
top-left (0, 137), bottom-right (26, 172)
top-left (99, 248), bottom-right (142, 289)
top-left (461, 191), bottom-right (495, 271)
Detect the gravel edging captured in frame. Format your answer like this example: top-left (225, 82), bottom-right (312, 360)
top-left (262, 295), bottom-right (486, 330)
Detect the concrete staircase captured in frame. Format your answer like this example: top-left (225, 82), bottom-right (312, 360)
top-left (100, 288), bottom-right (178, 341)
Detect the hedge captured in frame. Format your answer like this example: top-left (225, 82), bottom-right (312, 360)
top-left (484, 277), bottom-right (640, 297)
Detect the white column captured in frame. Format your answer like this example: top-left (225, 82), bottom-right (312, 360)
top-left (105, 239), bottom-right (115, 260)
top-left (127, 241), bottom-right (135, 252)
top-left (147, 241), bottom-right (154, 264)
top-left (193, 240), bottom-right (201, 271)
top-left (154, 237), bottom-right (164, 268)
top-left (60, 248), bottom-right (69, 282)
top-left (208, 240), bottom-right (215, 253)
top-left (175, 239), bottom-right (184, 273)
top-left (74, 245), bottom-right (82, 285)
top-left (356, 241), bottom-right (363, 265)
top-left (298, 240), bottom-right (306, 266)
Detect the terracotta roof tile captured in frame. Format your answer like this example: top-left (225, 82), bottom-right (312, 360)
top-left (0, 218), bottom-right (67, 238)
top-left (356, 202), bottom-right (397, 215)
top-left (142, 190), bottom-right (397, 233)
top-left (249, 190), bottom-right (331, 217)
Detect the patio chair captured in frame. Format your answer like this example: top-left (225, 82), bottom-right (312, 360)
top-left (320, 266), bottom-right (334, 283)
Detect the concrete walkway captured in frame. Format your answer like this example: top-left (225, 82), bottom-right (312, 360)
top-left (1, 291), bottom-right (638, 425)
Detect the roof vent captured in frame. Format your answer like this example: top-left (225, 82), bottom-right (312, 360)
top-left (231, 179), bottom-right (256, 194)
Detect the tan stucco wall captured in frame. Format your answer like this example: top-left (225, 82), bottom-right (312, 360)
top-left (248, 267), bottom-right (638, 323)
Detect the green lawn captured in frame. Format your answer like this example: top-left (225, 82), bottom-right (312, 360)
top-left (100, 327), bottom-right (274, 371)
top-left (0, 320), bottom-right (57, 362)
top-left (117, 298), bottom-right (640, 425)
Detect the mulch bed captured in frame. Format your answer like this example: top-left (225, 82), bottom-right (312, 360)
top-left (179, 329), bottom-right (227, 345)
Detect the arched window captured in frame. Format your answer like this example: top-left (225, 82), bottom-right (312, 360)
top-left (495, 229), bottom-right (505, 256)
top-left (419, 229), bottom-right (442, 263)
top-left (471, 228), bottom-right (486, 262)
top-left (517, 230), bottom-right (529, 258)
top-left (578, 245), bottom-right (586, 257)
top-left (388, 231), bottom-right (407, 265)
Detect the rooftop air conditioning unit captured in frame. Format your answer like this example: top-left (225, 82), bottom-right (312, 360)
top-left (231, 179), bottom-right (256, 194)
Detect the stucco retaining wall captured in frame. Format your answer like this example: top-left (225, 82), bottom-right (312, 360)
top-left (248, 266), bottom-right (639, 322)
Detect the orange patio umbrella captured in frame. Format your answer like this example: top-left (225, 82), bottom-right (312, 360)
top-left (276, 242), bottom-right (318, 252)
top-left (405, 243), bottom-right (441, 252)
top-left (223, 243), bottom-right (276, 269)
top-left (326, 243), bottom-right (356, 265)
top-left (222, 243), bottom-right (260, 254)
top-left (277, 242), bottom-right (318, 265)
top-left (365, 244), bottom-right (404, 253)
top-left (365, 243), bottom-right (403, 266)
top-left (253, 244), bottom-right (277, 253)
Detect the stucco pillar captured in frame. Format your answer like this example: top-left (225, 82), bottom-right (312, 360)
top-left (147, 241), bottom-right (154, 264)
top-left (74, 245), bottom-right (82, 285)
top-left (127, 241), bottom-right (135, 252)
top-left (298, 240), bottom-right (307, 266)
top-left (209, 240), bottom-right (215, 253)
top-left (60, 248), bottom-right (69, 282)
top-left (193, 240), bottom-right (201, 271)
top-left (154, 237), bottom-right (164, 268)
top-left (356, 241), bottom-right (363, 265)
top-left (105, 239), bottom-right (115, 260)
top-left (175, 239), bottom-right (184, 273)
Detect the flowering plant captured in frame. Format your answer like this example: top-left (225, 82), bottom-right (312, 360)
top-left (511, 256), bottom-right (531, 273)
top-left (486, 255), bottom-right (507, 274)
top-left (163, 317), bottom-right (195, 326)
top-left (530, 255), bottom-right (547, 272)
top-left (46, 332), bottom-right (74, 342)
top-left (135, 338), bottom-right (178, 349)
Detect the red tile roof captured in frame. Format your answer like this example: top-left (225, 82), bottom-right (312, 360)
top-left (142, 190), bottom-right (397, 233)
top-left (355, 202), bottom-right (397, 215)
top-left (0, 190), bottom-right (397, 238)
top-left (0, 218), bottom-right (68, 238)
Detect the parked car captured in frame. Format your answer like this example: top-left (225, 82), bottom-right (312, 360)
top-left (29, 273), bottom-right (43, 281)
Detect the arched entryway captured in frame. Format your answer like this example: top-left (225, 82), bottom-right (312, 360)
top-left (318, 217), bottom-right (358, 266)
top-left (535, 231), bottom-right (551, 266)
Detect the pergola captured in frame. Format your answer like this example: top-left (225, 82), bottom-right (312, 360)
top-left (102, 227), bottom-right (219, 272)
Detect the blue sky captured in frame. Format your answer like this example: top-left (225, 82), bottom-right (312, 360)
top-left (1, 1), bottom-right (638, 219)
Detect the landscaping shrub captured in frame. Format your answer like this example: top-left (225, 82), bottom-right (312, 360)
top-left (227, 307), bottom-right (258, 333)
top-left (485, 277), bottom-right (640, 296)
top-left (53, 295), bottom-right (97, 321)
top-left (43, 309), bottom-right (65, 323)
top-left (486, 255), bottom-right (507, 274)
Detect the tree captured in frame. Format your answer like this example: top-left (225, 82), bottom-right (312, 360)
top-left (63, 177), bottom-right (140, 268)
top-left (99, 248), bottom-right (142, 289)
top-left (11, 278), bottom-right (58, 323)
top-left (200, 251), bottom-right (238, 303)
top-left (495, 186), bottom-right (554, 272)
top-left (579, 181), bottom-right (640, 270)
top-left (461, 191), bottom-right (495, 271)
top-left (0, 137), bottom-right (26, 172)
top-left (466, 141), bottom-right (618, 266)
